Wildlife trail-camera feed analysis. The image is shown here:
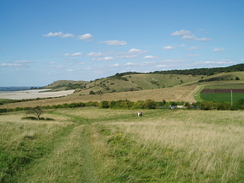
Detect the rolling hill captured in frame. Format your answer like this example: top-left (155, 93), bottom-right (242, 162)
top-left (43, 64), bottom-right (244, 95)
top-left (0, 64), bottom-right (244, 109)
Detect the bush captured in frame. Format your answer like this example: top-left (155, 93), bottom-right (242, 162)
top-left (100, 101), bottom-right (110, 108)
top-left (144, 99), bottom-right (157, 109)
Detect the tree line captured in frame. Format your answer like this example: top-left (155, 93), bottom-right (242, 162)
top-left (1, 98), bottom-right (244, 114)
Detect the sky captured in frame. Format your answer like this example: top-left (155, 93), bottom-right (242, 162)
top-left (1, 0), bottom-right (244, 86)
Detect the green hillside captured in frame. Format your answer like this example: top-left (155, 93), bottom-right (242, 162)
top-left (41, 64), bottom-right (244, 103)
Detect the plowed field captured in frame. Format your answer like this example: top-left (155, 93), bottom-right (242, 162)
top-left (201, 89), bottom-right (244, 94)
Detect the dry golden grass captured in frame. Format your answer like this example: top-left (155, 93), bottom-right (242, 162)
top-left (100, 110), bottom-right (244, 182)
top-left (0, 85), bottom-right (199, 109)
top-left (1, 108), bottom-right (243, 182)
top-left (0, 111), bottom-right (73, 125)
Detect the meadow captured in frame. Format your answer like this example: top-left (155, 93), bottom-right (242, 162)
top-left (200, 93), bottom-right (243, 103)
top-left (0, 107), bottom-right (243, 182)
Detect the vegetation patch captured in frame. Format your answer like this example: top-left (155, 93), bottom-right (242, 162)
top-left (201, 93), bottom-right (244, 103)
top-left (21, 116), bottom-right (54, 121)
top-left (0, 108), bottom-right (244, 182)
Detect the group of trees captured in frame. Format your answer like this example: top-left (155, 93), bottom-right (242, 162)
top-left (152, 64), bottom-right (244, 76)
top-left (99, 99), bottom-right (158, 109)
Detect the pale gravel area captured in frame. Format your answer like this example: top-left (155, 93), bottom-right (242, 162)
top-left (0, 89), bottom-right (75, 100)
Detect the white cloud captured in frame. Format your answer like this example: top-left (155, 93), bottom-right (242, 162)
top-left (43, 31), bottom-right (74, 38)
top-left (171, 30), bottom-right (192, 36)
top-left (72, 52), bottom-right (82, 56)
top-left (125, 62), bottom-right (136, 66)
top-left (14, 60), bottom-right (33, 63)
top-left (182, 34), bottom-right (211, 41)
top-left (240, 59), bottom-right (244, 61)
top-left (49, 62), bottom-right (57, 64)
top-left (1, 60), bottom-right (33, 67)
top-left (213, 48), bottom-right (225, 52)
top-left (87, 52), bottom-right (104, 57)
top-left (103, 40), bottom-right (127, 46)
top-left (163, 46), bottom-right (175, 50)
top-left (112, 63), bottom-right (120, 67)
top-left (143, 55), bottom-right (158, 59)
top-left (128, 48), bottom-right (147, 54)
top-left (117, 54), bottom-right (138, 59)
top-left (93, 57), bottom-right (115, 61)
top-left (156, 65), bottom-right (168, 68)
top-left (195, 60), bottom-right (234, 65)
top-left (63, 52), bottom-right (82, 56)
top-left (78, 33), bottom-right (93, 41)
top-left (171, 29), bottom-right (211, 41)
top-left (1, 63), bottom-right (21, 67)
top-left (197, 37), bottom-right (211, 41)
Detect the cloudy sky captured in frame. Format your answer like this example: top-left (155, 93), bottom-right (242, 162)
top-left (1, 0), bottom-right (244, 86)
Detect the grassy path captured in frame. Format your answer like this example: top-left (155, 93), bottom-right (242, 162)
top-left (15, 122), bottom-right (99, 182)
top-left (80, 125), bottom-right (98, 183)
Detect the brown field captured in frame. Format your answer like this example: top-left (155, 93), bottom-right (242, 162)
top-left (0, 85), bottom-right (199, 109)
top-left (201, 89), bottom-right (244, 94)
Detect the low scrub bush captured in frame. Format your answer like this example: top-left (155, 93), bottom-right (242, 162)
top-left (22, 116), bottom-right (55, 121)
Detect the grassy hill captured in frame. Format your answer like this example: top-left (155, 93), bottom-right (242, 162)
top-left (43, 64), bottom-right (244, 94)
top-left (0, 64), bottom-right (244, 109)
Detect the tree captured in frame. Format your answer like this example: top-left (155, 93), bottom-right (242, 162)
top-left (89, 90), bottom-right (95, 95)
top-left (26, 106), bottom-right (43, 120)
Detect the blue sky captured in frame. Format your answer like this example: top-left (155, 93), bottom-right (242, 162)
top-left (1, 0), bottom-right (244, 86)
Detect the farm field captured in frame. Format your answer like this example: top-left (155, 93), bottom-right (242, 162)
top-left (0, 85), bottom-right (199, 109)
top-left (201, 93), bottom-right (243, 103)
top-left (0, 108), bottom-right (243, 182)
top-left (199, 81), bottom-right (244, 103)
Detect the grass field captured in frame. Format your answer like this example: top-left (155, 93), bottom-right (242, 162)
top-left (0, 85), bottom-right (198, 109)
top-left (198, 81), bottom-right (244, 103)
top-left (201, 93), bottom-right (243, 103)
top-left (0, 108), bottom-right (243, 182)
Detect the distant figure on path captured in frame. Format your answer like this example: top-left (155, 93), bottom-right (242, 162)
top-left (138, 112), bottom-right (142, 117)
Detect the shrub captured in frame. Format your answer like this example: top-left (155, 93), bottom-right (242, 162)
top-left (144, 99), bottom-right (157, 109)
top-left (100, 101), bottom-right (110, 108)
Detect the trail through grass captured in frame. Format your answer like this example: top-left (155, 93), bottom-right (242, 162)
top-left (1, 108), bottom-right (244, 182)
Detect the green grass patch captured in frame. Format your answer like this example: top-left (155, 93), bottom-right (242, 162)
top-left (201, 93), bottom-right (244, 103)
top-left (194, 85), bottom-right (204, 102)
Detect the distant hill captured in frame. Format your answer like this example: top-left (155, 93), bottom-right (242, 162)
top-left (43, 80), bottom-right (88, 91)
top-left (43, 64), bottom-right (244, 95)
top-left (0, 86), bottom-right (39, 91)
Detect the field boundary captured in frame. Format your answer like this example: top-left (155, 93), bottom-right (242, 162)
top-left (194, 85), bottom-right (204, 102)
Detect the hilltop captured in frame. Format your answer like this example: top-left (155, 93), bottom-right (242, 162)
top-left (43, 64), bottom-right (244, 95)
